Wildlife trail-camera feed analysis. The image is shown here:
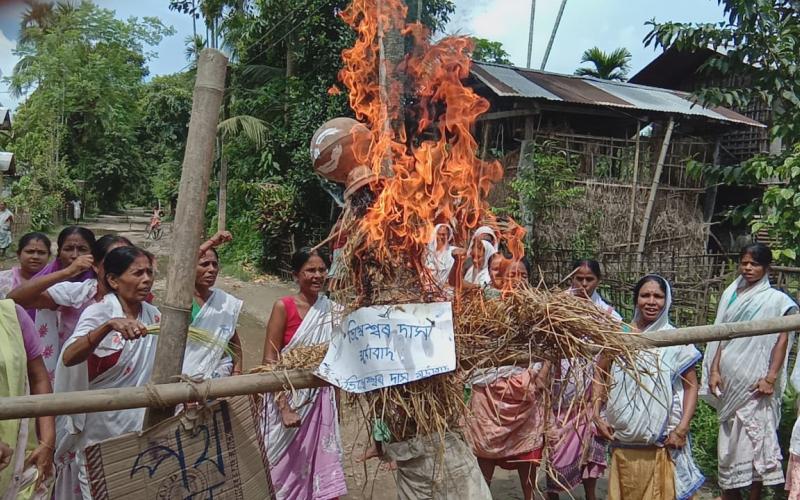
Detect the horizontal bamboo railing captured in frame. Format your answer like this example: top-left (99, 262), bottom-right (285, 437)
top-left (1, 313), bottom-right (800, 420)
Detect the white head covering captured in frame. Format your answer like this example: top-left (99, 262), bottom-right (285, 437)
top-left (426, 223), bottom-right (455, 286)
top-left (632, 274), bottom-right (673, 332)
top-left (472, 226), bottom-right (498, 251)
top-left (464, 240), bottom-right (496, 286)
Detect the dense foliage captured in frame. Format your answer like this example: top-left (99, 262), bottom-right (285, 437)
top-left (471, 37), bottom-right (512, 65)
top-left (8, 1), bottom-right (173, 216)
top-left (647, 0), bottom-right (800, 264)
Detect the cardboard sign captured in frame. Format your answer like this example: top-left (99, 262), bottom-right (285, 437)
top-left (85, 396), bottom-right (273, 499)
top-left (316, 302), bottom-right (456, 393)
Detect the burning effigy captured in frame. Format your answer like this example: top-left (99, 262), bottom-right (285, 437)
top-left (273, 0), bottom-right (639, 495)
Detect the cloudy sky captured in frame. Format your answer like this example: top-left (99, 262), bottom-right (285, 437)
top-left (0, 0), bottom-right (725, 110)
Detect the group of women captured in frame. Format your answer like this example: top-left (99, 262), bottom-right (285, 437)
top-left (1, 220), bottom-right (799, 500)
top-left (0, 227), bottom-right (242, 499)
top-left (427, 223), bottom-right (800, 500)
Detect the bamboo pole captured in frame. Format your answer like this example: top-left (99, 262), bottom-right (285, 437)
top-left (4, 313), bottom-right (800, 420)
top-left (377, 0), bottom-right (403, 178)
top-left (526, 0), bottom-right (536, 68)
top-left (540, 0), bottom-right (568, 71)
top-left (625, 120), bottom-right (642, 251)
top-left (636, 117), bottom-right (675, 268)
top-left (144, 48), bottom-right (228, 428)
top-left (0, 370), bottom-right (326, 420)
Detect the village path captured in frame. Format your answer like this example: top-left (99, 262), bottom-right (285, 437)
top-left (9, 213), bottom-right (716, 499)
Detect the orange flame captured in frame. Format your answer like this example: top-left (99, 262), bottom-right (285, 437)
top-left (338, 0), bottom-right (523, 279)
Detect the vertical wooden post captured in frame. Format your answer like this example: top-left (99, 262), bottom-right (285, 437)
top-left (625, 120), bottom-right (642, 251)
top-left (377, 0), bottom-right (404, 177)
top-left (217, 65), bottom-right (231, 233)
top-left (144, 49), bottom-right (228, 427)
top-left (518, 116), bottom-right (537, 250)
top-left (526, 0), bottom-right (537, 68)
top-left (702, 139), bottom-right (722, 249)
top-left (540, 0), bottom-right (568, 71)
top-left (636, 117), bottom-right (675, 268)
top-left (218, 141), bottom-right (228, 232)
top-left (480, 122), bottom-right (492, 160)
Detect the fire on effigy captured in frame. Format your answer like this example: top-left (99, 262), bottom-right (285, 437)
top-left (263, 0), bottom-right (643, 496)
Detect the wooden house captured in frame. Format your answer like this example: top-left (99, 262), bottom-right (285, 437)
top-left (466, 61), bottom-right (765, 324)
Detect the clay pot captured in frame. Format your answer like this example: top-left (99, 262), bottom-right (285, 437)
top-left (344, 165), bottom-right (378, 199)
top-left (310, 117), bottom-right (371, 184)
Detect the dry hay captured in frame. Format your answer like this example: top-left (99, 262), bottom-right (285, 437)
top-left (254, 283), bottom-right (638, 443)
top-left (261, 344), bottom-right (329, 371)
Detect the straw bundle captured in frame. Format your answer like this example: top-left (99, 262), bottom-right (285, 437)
top-left (257, 284), bottom-right (638, 443)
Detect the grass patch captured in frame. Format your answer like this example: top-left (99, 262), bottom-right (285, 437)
top-left (220, 259), bottom-right (256, 282)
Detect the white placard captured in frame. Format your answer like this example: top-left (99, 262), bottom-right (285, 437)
top-left (315, 302), bottom-right (456, 393)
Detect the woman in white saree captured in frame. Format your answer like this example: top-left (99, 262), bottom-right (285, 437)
top-left (183, 245), bottom-right (242, 379)
top-left (594, 274), bottom-right (704, 500)
top-left (261, 248), bottom-right (346, 499)
top-left (463, 239), bottom-right (495, 286)
top-left (425, 223), bottom-right (457, 287)
top-left (702, 243), bottom-right (797, 499)
top-left (53, 246), bottom-right (159, 499)
top-left (0, 202), bottom-right (14, 257)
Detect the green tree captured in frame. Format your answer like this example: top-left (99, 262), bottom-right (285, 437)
top-left (8, 1), bottom-right (173, 211)
top-left (138, 72), bottom-right (195, 210)
top-left (470, 37), bottom-right (512, 65)
top-left (574, 47), bottom-right (631, 81)
top-left (647, 0), bottom-right (800, 263)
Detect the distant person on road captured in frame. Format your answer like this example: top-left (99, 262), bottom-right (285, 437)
top-left (0, 232), bottom-right (52, 301)
top-left (148, 206), bottom-right (162, 232)
top-left (69, 200), bottom-right (82, 223)
top-left (261, 247), bottom-right (347, 500)
top-left (0, 201), bottom-right (14, 257)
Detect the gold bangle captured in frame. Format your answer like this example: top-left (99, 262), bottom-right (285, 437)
top-left (764, 377), bottom-right (776, 386)
top-left (39, 442), bottom-right (55, 452)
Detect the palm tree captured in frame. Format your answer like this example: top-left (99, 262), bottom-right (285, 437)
top-left (184, 34), bottom-right (207, 66)
top-left (18, 0), bottom-right (55, 45)
top-left (575, 47), bottom-right (632, 81)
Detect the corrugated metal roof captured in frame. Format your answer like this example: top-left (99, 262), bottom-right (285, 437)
top-left (0, 109), bottom-right (10, 131)
top-left (0, 152), bottom-right (14, 173)
top-left (470, 61), bottom-right (764, 128)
